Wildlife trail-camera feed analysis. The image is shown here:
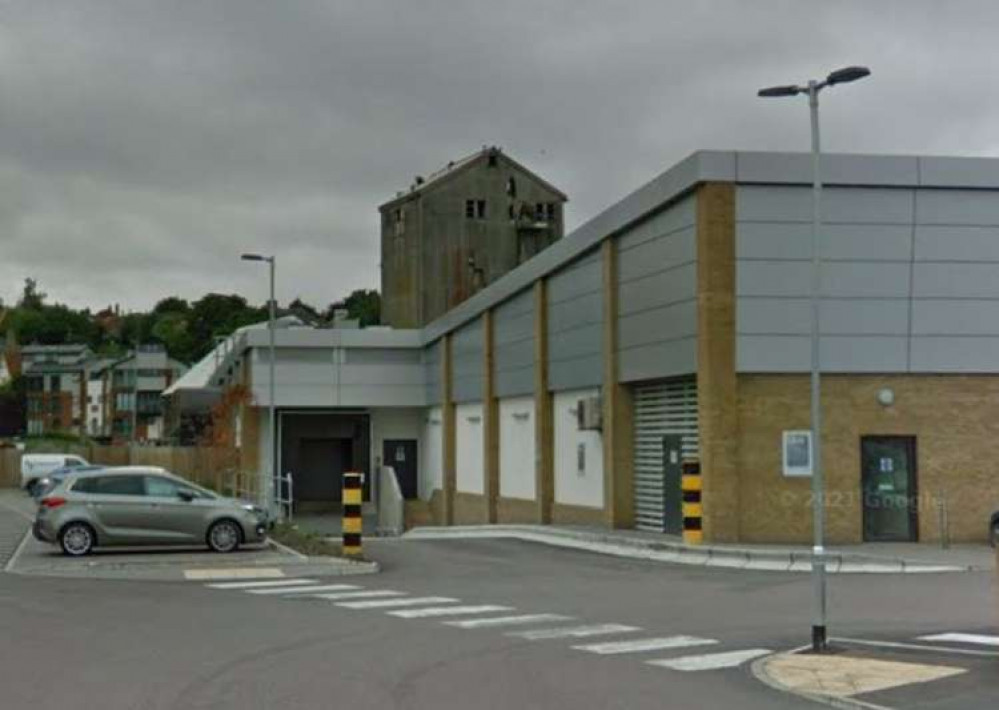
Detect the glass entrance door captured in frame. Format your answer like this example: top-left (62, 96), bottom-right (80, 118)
top-left (861, 436), bottom-right (918, 542)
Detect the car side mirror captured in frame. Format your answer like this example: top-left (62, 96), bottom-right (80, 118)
top-left (177, 490), bottom-right (196, 502)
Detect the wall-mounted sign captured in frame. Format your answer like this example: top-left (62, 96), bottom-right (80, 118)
top-left (782, 430), bottom-right (813, 477)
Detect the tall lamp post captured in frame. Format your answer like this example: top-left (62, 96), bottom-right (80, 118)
top-left (241, 253), bottom-right (277, 517)
top-left (758, 66), bottom-right (871, 652)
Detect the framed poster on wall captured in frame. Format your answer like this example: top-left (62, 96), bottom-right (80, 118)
top-left (782, 430), bottom-right (813, 477)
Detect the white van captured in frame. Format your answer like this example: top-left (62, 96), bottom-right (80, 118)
top-left (20, 454), bottom-right (90, 491)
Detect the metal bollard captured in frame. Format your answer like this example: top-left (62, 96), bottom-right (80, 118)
top-left (342, 472), bottom-right (363, 557)
top-left (681, 461), bottom-right (703, 545)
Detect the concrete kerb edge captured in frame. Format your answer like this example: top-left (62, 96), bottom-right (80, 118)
top-left (750, 649), bottom-right (894, 710)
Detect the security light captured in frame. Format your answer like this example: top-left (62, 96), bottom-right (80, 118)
top-left (757, 85), bottom-right (801, 98)
top-left (826, 66), bottom-right (871, 86)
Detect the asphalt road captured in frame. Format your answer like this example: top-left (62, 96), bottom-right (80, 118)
top-left (2, 534), bottom-right (998, 709)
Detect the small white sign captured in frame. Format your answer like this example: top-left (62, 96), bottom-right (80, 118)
top-left (782, 430), bottom-right (813, 477)
top-left (669, 449), bottom-right (679, 465)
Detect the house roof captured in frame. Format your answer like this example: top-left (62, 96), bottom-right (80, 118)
top-left (21, 343), bottom-right (90, 354)
top-left (379, 146), bottom-right (568, 210)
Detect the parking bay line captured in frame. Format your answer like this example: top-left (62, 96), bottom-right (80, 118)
top-left (646, 649), bottom-right (772, 672)
top-left (508, 624), bottom-right (641, 641)
top-left (445, 614), bottom-right (574, 629)
top-left (248, 584), bottom-right (361, 595)
top-left (389, 605), bottom-right (513, 619)
top-left (572, 636), bottom-right (719, 655)
top-left (832, 636), bottom-right (999, 658)
top-left (337, 596), bottom-right (458, 610)
top-left (917, 633), bottom-right (999, 647)
top-left (207, 578), bottom-right (316, 589)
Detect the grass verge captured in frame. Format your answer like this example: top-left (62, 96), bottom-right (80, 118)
top-left (269, 522), bottom-right (347, 558)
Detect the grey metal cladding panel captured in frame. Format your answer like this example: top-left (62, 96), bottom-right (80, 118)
top-left (737, 261), bottom-right (911, 298)
top-left (918, 157), bottom-right (999, 188)
top-left (494, 340), bottom-right (534, 372)
top-left (618, 263), bottom-right (696, 316)
top-left (495, 366), bottom-right (534, 398)
top-left (736, 152), bottom-right (919, 187)
top-left (548, 324), bottom-right (602, 362)
top-left (737, 222), bottom-right (913, 261)
top-left (423, 341), bottom-right (442, 403)
top-left (494, 287), bottom-right (534, 319)
top-left (617, 228), bottom-right (696, 282)
top-left (618, 301), bottom-right (696, 351)
top-left (910, 336), bottom-right (999, 372)
top-left (617, 196), bottom-right (696, 251)
top-left (916, 189), bottom-right (999, 225)
top-left (912, 263), bottom-right (999, 298)
top-left (736, 185), bottom-right (914, 224)
top-left (451, 319), bottom-right (484, 381)
top-left (452, 373), bottom-right (484, 403)
top-left (737, 335), bottom-right (908, 372)
top-left (915, 226), bottom-right (999, 262)
top-left (494, 310), bottom-right (534, 345)
top-left (339, 365), bottom-right (425, 386)
top-left (911, 300), bottom-right (999, 335)
top-left (619, 337), bottom-right (697, 383)
top-left (737, 298), bottom-right (909, 336)
top-left (548, 354), bottom-right (603, 392)
top-left (548, 292), bottom-right (603, 332)
top-left (547, 262), bottom-right (603, 305)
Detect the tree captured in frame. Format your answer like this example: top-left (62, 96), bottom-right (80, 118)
top-left (152, 297), bottom-right (190, 315)
top-left (17, 278), bottom-right (46, 310)
top-left (326, 289), bottom-right (380, 327)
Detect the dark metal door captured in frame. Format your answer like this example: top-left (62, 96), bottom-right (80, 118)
top-left (662, 434), bottom-right (683, 535)
top-left (861, 436), bottom-right (918, 542)
top-left (384, 439), bottom-right (418, 500)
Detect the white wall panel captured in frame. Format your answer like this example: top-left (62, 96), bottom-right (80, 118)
top-left (553, 389), bottom-right (604, 509)
top-left (499, 397), bottom-right (536, 500)
top-left (455, 402), bottom-right (484, 494)
top-left (420, 407), bottom-right (443, 500)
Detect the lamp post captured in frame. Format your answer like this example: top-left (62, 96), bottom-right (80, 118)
top-left (241, 253), bottom-right (277, 517)
top-left (758, 65), bottom-right (871, 653)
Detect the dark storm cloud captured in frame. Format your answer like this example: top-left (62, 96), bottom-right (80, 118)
top-left (2, 0), bottom-right (998, 312)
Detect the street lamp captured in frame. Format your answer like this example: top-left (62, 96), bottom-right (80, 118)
top-left (241, 253), bottom-right (277, 517)
top-left (758, 65), bottom-right (871, 653)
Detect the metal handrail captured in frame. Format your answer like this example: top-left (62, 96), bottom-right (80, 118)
top-left (274, 471), bottom-right (294, 522)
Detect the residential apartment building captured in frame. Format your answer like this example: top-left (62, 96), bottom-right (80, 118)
top-left (105, 345), bottom-right (186, 442)
top-left (380, 146), bottom-right (567, 329)
top-left (22, 344), bottom-right (92, 436)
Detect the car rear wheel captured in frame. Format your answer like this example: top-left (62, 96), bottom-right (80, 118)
top-left (207, 519), bottom-right (242, 553)
top-left (990, 520), bottom-right (999, 548)
top-left (60, 522), bottom-right (95, 556)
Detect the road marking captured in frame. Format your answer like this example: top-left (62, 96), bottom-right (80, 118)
top-left (917, 633), bottom-right (999, 647)
top-left (647, 648), bottom-right (771, 671)
top-left (445, 614), bottom-right (574, 629)
top-left (247, 584), bottom-right (361, 595)
top-left (3, 527), bottom-right (32, 573)
top-left (832, 636), bottom-right (999, 658)
top-left (314, 590), bottom-right (405, 601)
top-left (337, 596), bottom-right (458, 609)
top-left (508, 623), bottom-right (640, 641)
top-left (207, 578), bottom-right (315, 589)
top-left (389, 605), bottom-right (513, 619)
top-left (572, 636), bottom-right (719, 655)
top-left (185, 568), bottom-right (285, 580)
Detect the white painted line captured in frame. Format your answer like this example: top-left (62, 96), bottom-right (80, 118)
top-left (3, 527), bottom-right (33, 573)
top-left (247, 584), bottom-right (360, 595)
top-left (389, 605), bottom-right (513, 619)
top-left (445, 614), bottom-right (574, 629)
top-left (832, 636), bottom-right (999, 658)
top-left (647, 648), bottom-right (771, 671)
top-left (917, 633), bottom-right (999, 647)
top-left (509, 623), bottom-right (640, 641)
top-left (266, 537), bottom-right (308, 561)
top-left (314, 590), bottom-right (405, 601)
top-left (186, 567), bottom-right (285, 581)
top-left (336, 596), bottom-right (458, 610)
top-left (572, 636), bottom-right (719, 655)
top-left (207, 578), bottom-right (315, 589)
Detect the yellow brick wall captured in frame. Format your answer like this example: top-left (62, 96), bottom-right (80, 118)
top-left (737, 373), bottom-right (999, 544)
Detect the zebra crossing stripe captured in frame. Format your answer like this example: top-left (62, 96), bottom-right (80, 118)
top-left (337, 596), bottom-right (458, 610)
top-left (917, 633), bottom-right (999, 647)
top-left (646, 648), bottom-right (771, 671)
top-left (389, 605), bottom-right (513, 619)
top-left (445, 614), bottom-right (574, 629)
top-left (207, 579), bottom-right (316, 589)
top-left (572, 636), bottom-right (718, 655)
top-left (509, 624), bottom-right (640, 641)
top-left (185, 568), bottom-right (284, 580)
top-left (314, 590), bottom-right (405, 601)
top-left (247, 584), bottom-right (360, 595)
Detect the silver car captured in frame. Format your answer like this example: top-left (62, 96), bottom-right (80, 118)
top-left (33, 466), bottom-right (269, 556)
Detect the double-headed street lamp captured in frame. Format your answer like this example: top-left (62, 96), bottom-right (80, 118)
top-left (241, 253), bottom-right (277, 517)
top-left (758, 65), bottom-right (871, 653)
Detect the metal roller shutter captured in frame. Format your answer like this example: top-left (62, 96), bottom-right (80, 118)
top-left (633, 377), bottom-right (699, 532)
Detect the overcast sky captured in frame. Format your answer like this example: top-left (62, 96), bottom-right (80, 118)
top-left (2, 1), bottom-right (997, 313)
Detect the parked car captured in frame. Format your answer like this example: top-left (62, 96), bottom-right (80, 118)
top-left (33, 466), bottom-right (269, 556)
top-left (21, 453), bottom-right (90, 494)
top-left (990, 511), bottom-right (999, 547)
top-left (31, 464), bottom-right (106, 501)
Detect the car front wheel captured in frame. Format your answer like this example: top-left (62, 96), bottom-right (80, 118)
top-left (60, 522), bottom-right (95, 556)
top-left (207, 519), bottom-right (242, 553)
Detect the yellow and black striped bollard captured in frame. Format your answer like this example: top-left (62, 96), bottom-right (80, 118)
top-left (681, 461), bottom-right (703, 545)
top-left (342, 472), bottom-right (363, 557)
